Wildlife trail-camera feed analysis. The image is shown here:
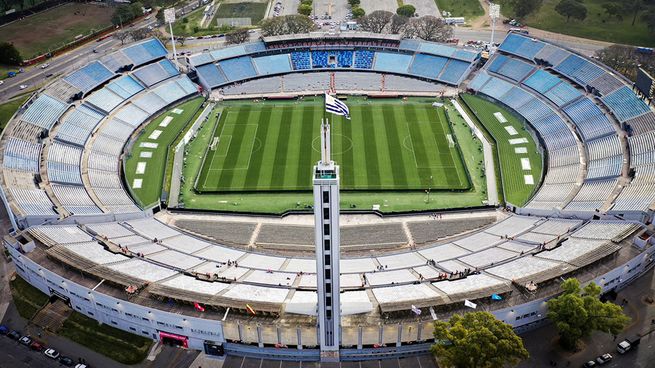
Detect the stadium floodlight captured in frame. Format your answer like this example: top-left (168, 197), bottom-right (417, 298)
top-left (489, 3), bottom-right (501, 49)
top-left (164, 8), bottom-right (178, 64)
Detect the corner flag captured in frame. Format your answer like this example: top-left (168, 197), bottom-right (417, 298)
top-left (325, 93), bottom-right (350, 120)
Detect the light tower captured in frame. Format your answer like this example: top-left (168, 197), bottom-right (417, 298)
top-left (313, 119), bottom-right (341, 361)
top-left (489, 3), bottom-right (501, 50)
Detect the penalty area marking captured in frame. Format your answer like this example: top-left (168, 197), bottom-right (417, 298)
top-left (202, 124), bottom-right (258, 189)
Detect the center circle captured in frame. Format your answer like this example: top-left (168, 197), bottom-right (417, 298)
top-left (311, 134), bottom-right (354, 156)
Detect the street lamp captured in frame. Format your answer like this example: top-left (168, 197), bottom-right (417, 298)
top-left (164, 8), bottom-right (178, 65)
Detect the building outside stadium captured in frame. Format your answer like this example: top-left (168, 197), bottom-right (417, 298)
top-left (1, 33), bottom-right (655, 363)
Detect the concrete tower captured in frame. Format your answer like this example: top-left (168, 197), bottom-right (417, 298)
top-left (313, 119), bottom-right (341, 361)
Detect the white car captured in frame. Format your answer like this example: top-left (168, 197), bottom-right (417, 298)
top-left (44, 348), bottom-right (60, 359)
top-left (19, 84), bottom-right (28, 90)
top-left (0, 80), bottom-right (4, 85)
top-left (40, 63), bottom-right (49, 69)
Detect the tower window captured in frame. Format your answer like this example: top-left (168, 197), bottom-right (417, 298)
top-left (323, 191), bottom-right (329, 203)
top-left (324, 224), bottom-right (330, 235)
top-left (323, 207), bottom-right (330, 219)
top-left (325, 255), bottom-right (330, 265)
top-left (324, 239), bottom-right (330, 251)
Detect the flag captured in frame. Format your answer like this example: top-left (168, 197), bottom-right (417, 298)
top-left (194, 302), bottom-right (205, 312)
top-left (491, 294), bottom-right (503, 301)
top-left (464, 299), bottom-right (477, 309)
top-left (429, 307), bottom-right (438, 320)
top-left (411, 305), bottom-right (422, 315)
top-left (325, 93), bottom-right (350, 120)
top-left (246, 304), bottom-right (256, 315)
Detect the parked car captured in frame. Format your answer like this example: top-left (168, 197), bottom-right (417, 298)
top-left (617, 335), bottom-right (641, 354)
top-left (59, 356), bottom-right (75, 366)
top-left (44, 348), bottom-right (60, 359)
top-left (19, 335), bottom-right (32, 346)
top-left (0, 80), bottom-right (4, 86)
top-left (30, 340), bottom-right (44, 352)
top-left (595, 353), bottom-right (613, 364)
top-left (75, 364), bottom-right (88, 368)
top-left (0, 325), bottom-right (8, 335)
top-left (7, 330), bottom-right (21, 340)
top-left (583, 361), bottom-right (596, 368)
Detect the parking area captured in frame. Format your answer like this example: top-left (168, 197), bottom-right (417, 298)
top-left (268, 0), bottom-right (299, 17)
top-left (404, 0), bottom-right (441, 17)
top-left (359, 0), bottom-right (396, 14)
top-left (313, 0), bottom-right (349, 22)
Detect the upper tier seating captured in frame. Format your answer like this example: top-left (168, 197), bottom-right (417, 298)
top-left (408, 54), bottom-right (448, 80)
top-left (290, 51), bottom-right (311, 70)
top-left (63, 61), bottom-right (114, 94)
top-left (132, 59), bottom-right (180, 87)
top-left (252, 54), bottom-right (292, 75)
top-left (601, 86), bottom-right (651, 123)
top-left (218, 57), bottom-right (257, 81)
top-left (196, 64), bottom-right (227, 88)
top-left (54, 105), bottom-right (105, 146)
top-left (19, 94), bottom-right (68, 131)
top-left (373, 52), bottom-right (413, 74)
top-left (121, 39), bottom-right (169, 67)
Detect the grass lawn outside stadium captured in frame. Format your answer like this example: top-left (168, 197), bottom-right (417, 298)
top-left (195, 97), bottom-right (470, 193)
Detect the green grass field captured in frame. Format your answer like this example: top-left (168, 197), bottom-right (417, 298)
top-left (10, 275), bottom-right (49, 319)
top-left (461, 94), bottom-right (542, 206)
top-left (0, 3), bottom-right (113, 59)
top-left (0, 95), bottom-right (29, 134)
top-left (436, 0), bottom-right (484, 18)
top-left (498, 0), bottom-right (655, 46)
top-left (177, 99), bottom-right (488, 213)
top-left (195, 99), bottom-right (470, 192)
top-left (124, 97), bottom-right (205, 207)
top-left (213, 1), bottom-right (268, 25)
top-left (59, 311), bottom-right (152, 365)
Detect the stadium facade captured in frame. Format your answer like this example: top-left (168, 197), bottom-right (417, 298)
top-left (1, 33), bottom-right (655, 362)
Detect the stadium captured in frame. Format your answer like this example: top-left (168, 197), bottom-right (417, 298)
top-left (1, 31), bottom-right (655, 364)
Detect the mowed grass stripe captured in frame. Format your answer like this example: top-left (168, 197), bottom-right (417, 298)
top-left (282, 106), bottom-right (304, 189)
top-left (361, 105), bottom-right (381, 188)
top-left (243, 106), bottom-right (273, 189)
top-left (270, 107), bottom-right (294, 189)
top-left (215, 107), bottom-right (252, 189)
top-left (340, 113), bottom-right (355, 188)
top-left (424, 107), bottom-right (461, 187)
top-left (255, 107), bottom-right (283, 189)
top-left (393, 106), bottom-right (421, 188)
top-left (372, 107), bottom-right (395, 189)
top-left (405, 105), bottom-right (433, 187)
top-left (296, 105), bottom-right (319, 189)
top-left (197, 109), bottom-right (227, 191)
top-left (383, 106), bottom-right (409, 188)
top-left (349, 106), bottom-right (368, 188)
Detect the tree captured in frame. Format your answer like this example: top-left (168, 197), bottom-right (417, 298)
top-left (396, 4), bottom-right (416, 18)
top-left (226, 28), bottom-right (249, 45)
top-left (298, 3), bottom-right (312, 16)
top-left (624, 0), bottom-right (646, 26)
top-left (260, 15), bottom-right (315, 36)
top-left (504, 0), bottom-right (543, 19)
top-left (389, 14), bottom-right (409, 34)
top-left (358, 10), bottom-right (393, 33)
top-left (128, 27), bottom-right (151, 42)
top-left (0, 42), bottom-right (22, 66)
top-left (404, 16), bottom-right (453, 42)
top-left (643, 9), bottom-right (655, 33)
top-left (555, 0), bottom-right (587, 22)
top-left (352, 7), bottom-right (365, 19)
top-left (431, 311), bottom-right (529, 368)
top-left (284, 14), bottom-right (316, 33)
top-left (348, 0), bottom-right (360, 6)
top-left (602, 3), bottom-right (623, 22)
top-left (547, 278), bottom-right (630, 351)
top-left (111, 2), bottom-right (144, 26)
top-left (261, 16), bottom-right (287, 36)
top-left (113, 30), bottom-right (131, 45)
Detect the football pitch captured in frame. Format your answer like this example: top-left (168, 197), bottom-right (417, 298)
top-left (195, 100), bottom-right (470, 192)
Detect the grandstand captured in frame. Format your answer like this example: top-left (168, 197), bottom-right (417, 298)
top-left (1, 32), bottom-right (655, 362)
